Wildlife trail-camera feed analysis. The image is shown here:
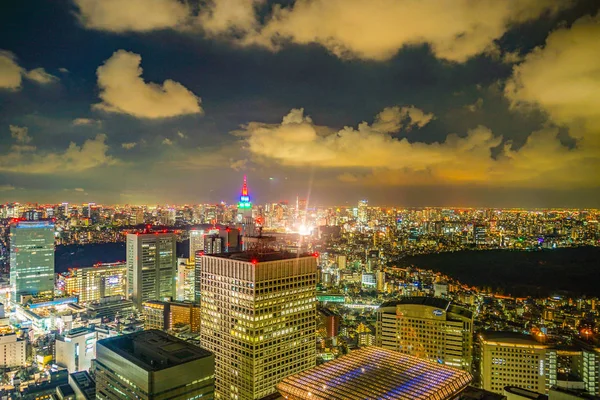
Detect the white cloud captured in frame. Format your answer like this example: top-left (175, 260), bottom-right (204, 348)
top-left (9, 125), bottom-right (32, 144)
top-left (162, 138), bottom-right (174, 145)
top-left (0, 50), bottom-right (59, 90)
top-left (237, 106), bottom-right (599, 188)
top-left (72, 0), bottom-right (569, 63)
top-left (370, 106), bottom-right (435, 133)
top-left (73, 0), bottom-right (191, 32)
top-left (122, 142), bottom-right (137, 150)
top-left (506, 15), bottom-right (600, 142)
top-left (59, 67), bottom-right (69, 73)
top-left (177, 131), bottom-right (187, 139)
top-left (94, 50), bottom-right (203, 119)
top-left (243, 0), bottom-right (568, 62)
top-left (198, 0), bottom-right (263, 36)
top-left (74, 188), bottom-right (85, 192)
top-left (72, 118), bottom-right (101, 126)
top-left (0, 126), bottom-right (117, 174)
top-left (0, 51), bottom-right (23, 89)
top-left (23, 68), bottom-right (59, 84)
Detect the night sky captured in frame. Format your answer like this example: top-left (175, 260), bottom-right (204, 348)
top-left (1, 0), bottom-right (599, 207)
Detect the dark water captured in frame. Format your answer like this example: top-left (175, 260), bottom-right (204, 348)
top-left (55, 241), bottom-right (190, 274)
top-left (400, 247), bottom-right (600, 298)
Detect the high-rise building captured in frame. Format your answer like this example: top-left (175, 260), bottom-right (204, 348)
top-left (95, 330), bottom-right (214, 400)
top-left (377, 297), bottom-right (474, 371)
top-left (357, 199), bottom-right (368, 224)
top-left (176, 258), bottom-right (195, 302)
top-left (200, 250), bottom-right (317, 399)
top-left (189, 229), bottom-right (205, 262)
top-left (126, 232), bottom-right (176, 309)
top-left (10, 220), bottom-right (55, 303)
top-left (55, 327), bottom-right (97, 373)
top-left (58, 262), bottom-right (127, 304)
top-left (474, 224), bottom-right (488, 246)
top-left (479, 332), bottom-right (548, 394)
top-left (276, 347), bottom-right (473, 400)
top-left (236, 176), bottom-right (255, 235)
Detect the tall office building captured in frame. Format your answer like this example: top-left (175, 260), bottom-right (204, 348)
top-left (95, 330), bottom-right (214, 400)
top-left (357, 199), bottom-right (368, 224)
top-left (200, 250), bottom-right (317, 400)
top-left (189, 229), bottom-right (205, 262)
top-left (377, 297), bottom-right (474, 371)
top-left (126, 232), bottom-right (176, 309)
top-left (10, 220), bottom-right (55, 303)
top-left (176, 258), bottom-right (195, 302)
top-left (58, 262), bottom-right (127, 304)
top-left (479, 331), bottom-right (548, 394)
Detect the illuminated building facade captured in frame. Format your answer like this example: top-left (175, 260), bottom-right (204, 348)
top-left (189, 229), bottom-right (205, 262)
top-left (176, 258), bottom-right (195, 302)
top-left (0, 330), bottom-right (26, 367)
top-left (376, 297), bottom-right (473, 371)
top-left (236, 176), bottom-right (254, 235)
top-left (9, 220), bottom-right (55, 302)
top-left (126, 232), bottom-right (176, 309)
top-left (142, 300), bottom-right (201, 333)
top-left (55, 327), bottom-right (97, 373)
top-left (95, 330), bottom-right (214, 400)
top-left (276, 346), bottom-right (473, 400)
top-left (479, 332), bottom-right (548, 394)
top-left (199, 251), bottom-right (317, 400)
top-left (59, 262), bottom-right (127, 304)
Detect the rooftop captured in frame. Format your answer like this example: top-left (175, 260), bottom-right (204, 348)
top-left (504, 386), bottom-right (547, 399)
top-left (69, 371), bottom-right (96, 400)
top-left (480, 331), bottom-right (545, 346)
top-left (380, 296), bottom-right (450, 310)
top-left (276, 347), bottom-right (472, 400)
top-left (97, 329), bottom-right (212, 372)
top-left (205, 250), bottom-right (317, 263)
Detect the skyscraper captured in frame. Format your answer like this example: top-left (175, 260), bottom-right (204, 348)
top-left (357, 199), bottom-right (368, 224)
top-left (126, 232), bottom-right (176, 309)
top-left (189, 229), bottom-right (205, 262)
top-left (199, 250), bottom-right (317, 399)
top-left (236, 176), bottom-right (254, 236)
top-left (95, 330), bottom-right (214, 400)
top-left (376, 297), bottom-right (474, 371)
top-left (10, 220), bottom-right (55, 303)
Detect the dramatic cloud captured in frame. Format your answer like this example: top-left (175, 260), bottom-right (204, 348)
top-left (0, 51), bottom-right (22, 89)
top-left (23, 68), bottom-right (59, 84)
top-left (162, 138), bottom-right (174, 145)
top-left (9, 125), bottom-right (32, 144)
top-left (0, 126), bottom-right (116, 174)
top-left (244, 0), bottom-right (567, 62)
top-left (72, 0), bottom-right (568, 63)
top-left (73, 0), bottom-right (191, 32)
top-left (237, 106), bottom-right (599, 188)
top-left (198, 0), bottom-right (263, 36)
top-left (506, 15), bottom-right (600, 142)
top-left (0, 50), bottom-right (59, 90)
top-left (94, 50), bottom-right (203, 119)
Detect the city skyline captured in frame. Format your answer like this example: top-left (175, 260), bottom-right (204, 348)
top-left (1, 1), bottom-right (599, 207)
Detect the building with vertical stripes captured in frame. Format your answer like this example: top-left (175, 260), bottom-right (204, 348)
top-left (199, 251), bottom-right (317, 400)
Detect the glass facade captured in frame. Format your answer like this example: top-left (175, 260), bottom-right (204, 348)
top-left (10, 220), bottom-right (55, 302)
